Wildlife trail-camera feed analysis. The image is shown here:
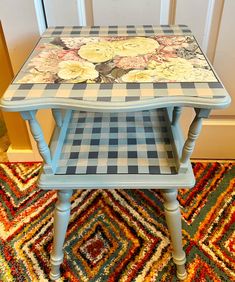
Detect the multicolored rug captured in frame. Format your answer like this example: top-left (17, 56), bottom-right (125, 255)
top-left (0, 162), bottom-right (234, 281)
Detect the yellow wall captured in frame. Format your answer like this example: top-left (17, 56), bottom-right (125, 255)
top-left (0, 22), bottom-right (32, 150)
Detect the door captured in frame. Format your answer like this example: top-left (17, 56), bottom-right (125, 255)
top-left (41, 0), bottom-right (235, 159)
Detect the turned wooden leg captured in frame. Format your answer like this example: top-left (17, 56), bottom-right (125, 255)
top-left (172, 106), bottom-right (182, 126)
top-left (50, 190), bottom-right (73, 280)
top-left (161, 189), bottom-right (187, 280)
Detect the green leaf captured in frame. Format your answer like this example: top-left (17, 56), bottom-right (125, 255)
top-left (95, 62), bottom-right (115, 75)
top-left (100, 74), bottom-right (115, 83)
top-left (111, 68), bottom-right (129, 79)
top-left (50, 37), bottom-right (67, 49)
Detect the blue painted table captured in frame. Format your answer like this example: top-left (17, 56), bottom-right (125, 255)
top-left (1, 25), bottom-right (231, 280)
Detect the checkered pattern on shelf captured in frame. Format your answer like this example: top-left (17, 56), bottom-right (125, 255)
top-left (42, 25), bottom-right (192, 37)
top-left (55, 109), bottom-right (177, 175)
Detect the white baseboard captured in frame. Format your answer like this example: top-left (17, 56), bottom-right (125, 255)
top-left (192, 118), bottom-right (235, 159)
top-left (7, 145), bottom-right (42, 162)
top-left (180, 108), bottom-right (235, 159)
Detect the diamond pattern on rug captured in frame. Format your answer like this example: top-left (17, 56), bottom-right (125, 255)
top-left (177, 162), bottom-right (232, 225)
top-left (63, 190), bottom-right (168, 282)
top-left (79, 225), bottom-right (112, 266)
top-left (0, 162), bottom-right (234, 281)
top-left (185, 255), bottom-right (224, 282)
top-left (198, 177), bottom-right (235, 276)
top-left (0, 163), bottom-right (56, 240)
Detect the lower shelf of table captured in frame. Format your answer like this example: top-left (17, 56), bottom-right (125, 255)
top-left (38, 169), bottom-right (195, 189)
top-left (38, 108), bottom-right (195, 189)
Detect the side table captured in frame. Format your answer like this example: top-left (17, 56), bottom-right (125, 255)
top-left (1, 25), bottom-right (231, 280)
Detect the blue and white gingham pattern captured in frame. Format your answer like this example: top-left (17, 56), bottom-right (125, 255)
top-left (55, 109), bottom-right (177, 175)
top-left (42, 25), bottom-right (192, 37)
top-left (5, 82), bottom-right (225, 103)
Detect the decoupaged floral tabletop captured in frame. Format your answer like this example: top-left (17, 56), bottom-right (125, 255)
top-left (2, 26), bottom-right (230, 110)
top-left (16, 34), bottom-right (217, 84)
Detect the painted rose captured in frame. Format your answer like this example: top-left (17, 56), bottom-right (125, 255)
top-left (58, 60), bottom-right (99, 82)
top-left (37, 42), bottom-right (62, 51)
top-left (156, 36), bottom-right (189, 52)
top-left (148, 48), bottom-right (178, 65)
top-left (114, 55), bottom-right (150, 70)
top-left (28, 50), bottom-right (61, 73)
top-left (147, 60), bottom-right (161, 70)
top-left (189, 57), bottom-right (210, 68)
top-left (61, 37), bottom-right (100, 49)
top-left (149, 58), bottom-right (194, 81)
top-left (121, 70), bottom-right (157, 82)
top-left (17, 69), bottom-right (55, 83)
top-left (28, 49), bottom-right (81, 74)
top-left (112, 37), bottom-right (159, 57)
top-left (78, 41), bottom-right (115, 63)
top-left (57, 49), bottom-right (82, 61)
top-left (187, 68), bottom-right (217, 82)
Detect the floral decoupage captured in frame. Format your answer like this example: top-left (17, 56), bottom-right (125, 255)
top-left (16, 35), bottom-right (218, 84)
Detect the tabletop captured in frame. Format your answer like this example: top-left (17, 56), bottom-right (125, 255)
top-left (1, 25), bottom-right (231, 112)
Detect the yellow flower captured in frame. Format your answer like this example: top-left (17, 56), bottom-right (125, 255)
top-left (149, 58), bottom-right (217, 82)
top-left (187, 68), bottom-right (217, 82)
top-left (112, 37), bottom-right (159, 57)
top-left (121, 70), bottom-right (157, 82)
top-left (147, 60), bottom-right (161, 70)
top-left (58, 60), bottom-right (98, 82)
top-left (78, 41), bottom-right (114, 63)
top-left (150, 58), bottom-right (193, 81)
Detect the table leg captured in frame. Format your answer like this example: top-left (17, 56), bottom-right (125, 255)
top-left (161, 189), bottom-right (187, 280)
top-left (172, 106), bottom-right (182, 126)
top-left (50, 189), bottom-right (73, 280)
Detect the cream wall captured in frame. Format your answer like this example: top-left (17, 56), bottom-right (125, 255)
top-left (0, 0), bottom-right (55, 161)
top-left (0, 0), bottom-right (40, 73)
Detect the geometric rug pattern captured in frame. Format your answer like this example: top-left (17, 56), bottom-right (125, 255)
top-left (0, 162), bottom-right (234, 281)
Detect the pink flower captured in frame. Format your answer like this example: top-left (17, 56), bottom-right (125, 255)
top-left (114, 54), bottom-right (151, 70)
top-left (57, 49), bottom-right (81, 61)
top-left (149, 47), bottom-right (178, 63)
top-left (155, 35), bottom-right (189, 52)
top-left (29, 50), bottom-right (60, 73)
top-left (28, 49), bottom-right (82, 74)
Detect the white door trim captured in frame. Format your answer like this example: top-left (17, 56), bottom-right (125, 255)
top-left (33, 0), bottom-right (47, 34)
top-left (77, 0), bottom-right (93, 25)
top-left (202, 0), bottom-right (225, 62)
top-left (160, 0), bottom-right (176, 25)
top-left (77, 0), bottom-right (87, 25)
